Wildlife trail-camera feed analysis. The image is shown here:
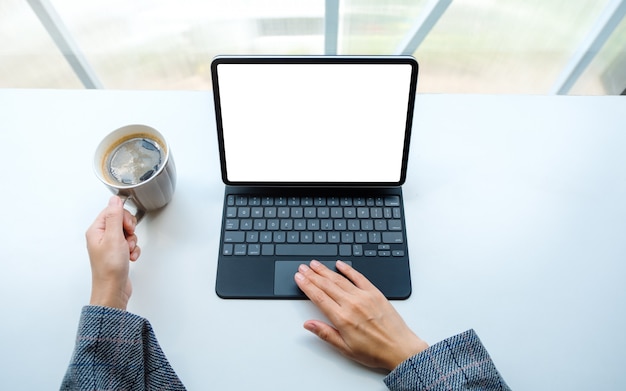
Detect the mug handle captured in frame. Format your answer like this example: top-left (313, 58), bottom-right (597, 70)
top-left (119, 195), bottom-right (146, 224)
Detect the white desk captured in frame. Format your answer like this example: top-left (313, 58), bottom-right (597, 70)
top-left (0, 90), bottom-right (624, 390)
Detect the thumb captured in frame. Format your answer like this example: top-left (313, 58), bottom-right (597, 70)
top-left (304, 321), bottom-right (349, 353)
top-left (103, 196), bottom-right (125, 240)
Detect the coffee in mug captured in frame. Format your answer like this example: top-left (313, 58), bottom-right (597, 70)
top-left (94, 125), bottom-right (176, 221)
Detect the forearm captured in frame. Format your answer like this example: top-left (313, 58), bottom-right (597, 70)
top-left (61, 306), bottom-right (185, 391)
top-left (384, 329), bottom-right (510, 391)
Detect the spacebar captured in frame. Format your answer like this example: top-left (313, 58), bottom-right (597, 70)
top-left (275, 244), bottom-right (338, 256)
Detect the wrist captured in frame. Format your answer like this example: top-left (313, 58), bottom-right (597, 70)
top-left (387, 336), bottom-right (429, 371)
top-left (90, 281), bottom-right (129, 310)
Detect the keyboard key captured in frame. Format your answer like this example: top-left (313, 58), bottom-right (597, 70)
top-left (331, 207), bottom-right (343, 218)
top-left (384, 196), bottom-right (400, 206)
top-left (275, 244), bottom-right (338, 256)
top-left (369, 232), bottom-right (381, 243)
top-left (281, 220), bottom-right (293, 230)
top-left (225, 219), bottom-right (239, 230)
top-left (234, 244), bottom-right (247, 255)
top-left (352, 244), bottom-right (363, 256)
top-left (321, 219), bottom-right (333, 230)
top-left (307, 219), bottom-right (320, 230)
top-left (334, 219), bottom-right (347, 230)
top-left (260, 232), bottom-right (272, 243)
top-left (226, 207), bottom-right (237, 218)
top-left (223, 243), bottom-right (233, 255)
top-left (388, 220), bottom-right (402, 230)
top-left (264, 207), bottom-right (277, 218)
top-left (355, 232), bottom-right (368, 243)
top-left (278, 207), bottom-right (290, 218)
top-left (383, 232), bottom-right (404, 243)
top-left (339, 244), bottom-right (351, 256)
top-left (224, 232), bottom-right (245, 243)
top-left (294, 219), bottom-right (307, 230)
top-left (262, 244), bottom-right (275, 256)
top-left (248, 244), bottom-right (261, 255)
top-left (361, 220), bottom-right (373, 230)
top-left (274, 232), bottom-right (286, 243)
top-left (251, 207), bottom-right (264, 218)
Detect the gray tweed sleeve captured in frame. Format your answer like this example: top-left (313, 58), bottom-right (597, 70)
top-left (383, 329), bottom-right (510, 391)
top-left (61, 306), bottom-right (186, 391)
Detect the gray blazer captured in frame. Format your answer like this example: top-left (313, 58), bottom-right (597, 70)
top-left (61, 306), bottom-right (509, 390)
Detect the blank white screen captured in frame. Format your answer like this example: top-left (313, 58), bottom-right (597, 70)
top-left (216, 62), bottom-right (413, 183)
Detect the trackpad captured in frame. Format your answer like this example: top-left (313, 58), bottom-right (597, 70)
top-left (274, 260), bottom-right (352, 296)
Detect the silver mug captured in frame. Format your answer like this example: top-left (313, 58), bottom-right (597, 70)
top-left (94, 124), bottom-right (176, 222)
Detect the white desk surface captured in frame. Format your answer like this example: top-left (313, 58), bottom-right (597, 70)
top-left (0, 89), bottom-right (624, 390)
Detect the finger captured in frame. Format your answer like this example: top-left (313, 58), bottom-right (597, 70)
top-left (103, 196), bottom-right (125, 241)
top-left (335, 260), bottom-right (378, 292)
top-left (303, 320), bottom-right (351, 354)
top-left (306, 260), bottom-right (360, 301)
top-left (127, 234), bottom-right (141, 262)
top-left (130, 244), bottom-right (141, 262)
top-left (122, 208), bottom-right (137, 236)
top-left (295, 267), bottom-right (341, 317)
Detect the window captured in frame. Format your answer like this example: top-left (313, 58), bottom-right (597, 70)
top-left (2, 0), bottom-right (625, 94)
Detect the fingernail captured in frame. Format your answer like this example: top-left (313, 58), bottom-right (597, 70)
top-left (295, 272), bottom-right (304, 281)
top-left (310, 260), bottom-right (321, 268)
top-left (303, 322), bottom-right (317, 332)
top-left (298, 264), bottom-right (309, 273)
top-left (109, 195), bottom-right (122, 207)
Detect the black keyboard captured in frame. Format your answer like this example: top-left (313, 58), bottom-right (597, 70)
top-left (220, 194), bottom-right (406, 258)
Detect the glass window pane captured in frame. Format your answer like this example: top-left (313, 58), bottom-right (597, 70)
top-left (50, 0), bottom-right (324, 90)
top-left (339, 0), bottom-right (429, 54)
top-left (414, 0), bottom-right (610, 94)
top-left (0, 0), bottom-right (81, 88)
top-left (569, 13), bottom-right (626, 95)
